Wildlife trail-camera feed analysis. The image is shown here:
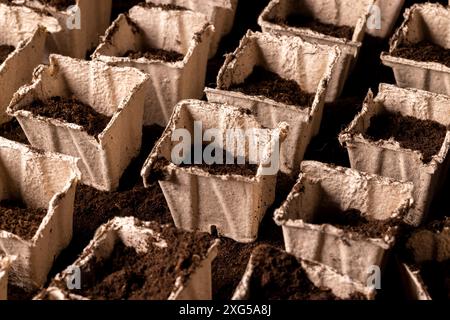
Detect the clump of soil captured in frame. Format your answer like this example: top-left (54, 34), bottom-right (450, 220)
top-left (391, 41), bottom-right (450, 68)
top-left (229, 66), bottom-right (314, 108)
top-left (78, 224), bottom-right (213, 300)
top-left (247, 245), bottom-right (340, 300)
top-left (0, 45), bottom-right (15, 64)
top-left (17, 96), bottom-right (112, 137)
top-left (271, 14), bottom-right (355, 40)
top-left (0, 199), bottom-right (47, 240)
top-left (123, 47), bottom-right (184, 62)
top-left (364, 111), bottom-right (447, 163)
top-left (0, 118), bottom-right (29, 144)
top-left (315, 208), bottom-right (401, 239)
top-left (139, 1), bottom-right (188, 11)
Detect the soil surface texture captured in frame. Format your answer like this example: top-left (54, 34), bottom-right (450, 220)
top-left (271, 14), bottom-right (355, 40)
top-left (0, 199), bottom-right (47, 240)
top-left (0, 45), bottom-right (14, 64)
top-left (391, 41), bottom-right (450, 68)
top-left (79, 224), bottom-right (213, 300)
top-left (364, 112), bottom-right (447, 163)
top-left (229, 66), bottom-right (315, 108)
top-left (123, 47), bottom-right (184, 62)
top-left (18, 96), bottom-right (112, 137)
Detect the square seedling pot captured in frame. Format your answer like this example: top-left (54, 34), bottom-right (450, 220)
top-left (232, 245), bottom-right (376, 300)
top-left (141, 100), bottom-right (288, 243)
top-left (397, 219), bottom-right (449, 300)
top-left (381, 3), bottom-right (450, 96)
top-left (274, 161), bottom-right (414, 284)
top-left (0, 5), bottom-right (51, 125)
top-left (339, 84), bottom-right (450, 226)
top-left (0, 255), bottom-right (12, 300)
top-left (0, 137), bottom-right (80, 291)
top-left (258, 0), bottom-right (370, 101)
top-left (8, 0), bottom-right (112, 58)
top-left (7, 54), bottom-right (149, 191)
top-left (92, 4), bottom-right (214, 126)
top-left (36, 217), bottom-right (220, 300)
top-left (205, 31), bottom-right (339, 175)
top-left (146, 0), bottom-right (238, 58)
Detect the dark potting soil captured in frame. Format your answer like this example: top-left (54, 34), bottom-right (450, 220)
top-left (123, 47), bottom-right (184, 62)
top-left (18, 96), bottom-right (112, 137)
top-left (419, 259), bottom-right (450, 300)
top-left (0, 118), bottom-right (29, 144)
top-left (247, 245), bottom-right (339, 300)
top-left (314, 208), bottom-right (402, 239)
top-left (139, 1), bottom-right (188, 11)
top-left (79, 224), bottom-right (213, 300)
top-left (271, 14), bottom-right (355, 41)
top-left (0, 44), bottom-right (14, 64)
top-left (391, 41), bottom-right (450, 68)
top-left (364, 112), bottom-right (447, 163)
top-left (0, 199), bottom-right (47, 240)
top-left (425, 217), bottom-right (450, 233)
top-left (229, 66), bottom-right (315, 108)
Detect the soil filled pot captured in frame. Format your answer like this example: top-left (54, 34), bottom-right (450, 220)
top-left (0, 137), bottom-right (80, 291)
top-left (145, 0), bottom-right (238, 58)
top-left (36, 217), bottom-right (219, 300)
top-left (7, 0), bottom-right (112, 58)
top-left (0, 255), bottom-right (12, 300)
top-left (7, 54), bottom-right (149, 191)
top-left (0, 6), bottom-right (51, 126)
top-left (258, 0), bottom-right (371, 101)
top-left (381, 3), bottom-right (450, 96)
top-left (398, 218), bottom-right (449, 300)
top-left (142, 100), bottom-right (288, 243)
top-left (274, 161), bottom-right (414, 284)
top-left (206, 31), bottom-right (339, 175)
top-left (232, 245), bottom-right (376, 300)
top-left (339, 84), bottom-right (450, 226)
top-left (92, 3), bottom-right (214, 126)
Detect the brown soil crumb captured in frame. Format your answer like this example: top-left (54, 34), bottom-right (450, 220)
top-left (364, 112), bottom-right (447, 163)
top-left (78, 224), bottom-right (213, 300)
top-left (391, 41), bottom-right (450, 68)
top-left (248, 245), bottom-right (340, 300)
top-left (0, 118), bottom-right (29, 144)
top-left (0, 45), bottom-right (15, 64)
top-left (17, 96), bottom-right (112, 137)
top-left (123, 47), bottom-right (184, 62)
top-left (0, 199), bottom-right (47, 240)
top-left (229, 66), bottom-right (314, 108)
top-left (315, 208), bottom-right (402, 239)
top-left (271, 14), bottom-right (355, 40)
top-left (139, 1), bottom-right (188, 11)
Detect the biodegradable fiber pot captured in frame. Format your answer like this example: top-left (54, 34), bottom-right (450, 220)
top-left (0, 137), bottom-right (80, 291)
top-left (258, 0), bottom-right (371, 101)
top-left (274, 161), bottom-right (414, 284)
top-left (0, 255), bottom-right (12, 300)
top-left (232, 246), bottom-right (376, 300)
top-left (92, 4), bottom-right (214, 126)
top-left (35, 217), bottom-right (220, 300)
top-left (398, 222), bottom-right (449, 300)
top-left (0, 5), bottom-right (56, 125)
top-left (339, 84), bottom-right (450, 226)
top-left (206, 31), bottom-right (339, 175)
top-left (146, 0), bottom-right (238, 58)
top-left (381, 3), bottom-right (450, 96)
top-left (8, 0), bottom-right (112, 58)
top-left (141, 100), bottom-right (288, 243)
top-left (7, 54), bottom-right (149, 192)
